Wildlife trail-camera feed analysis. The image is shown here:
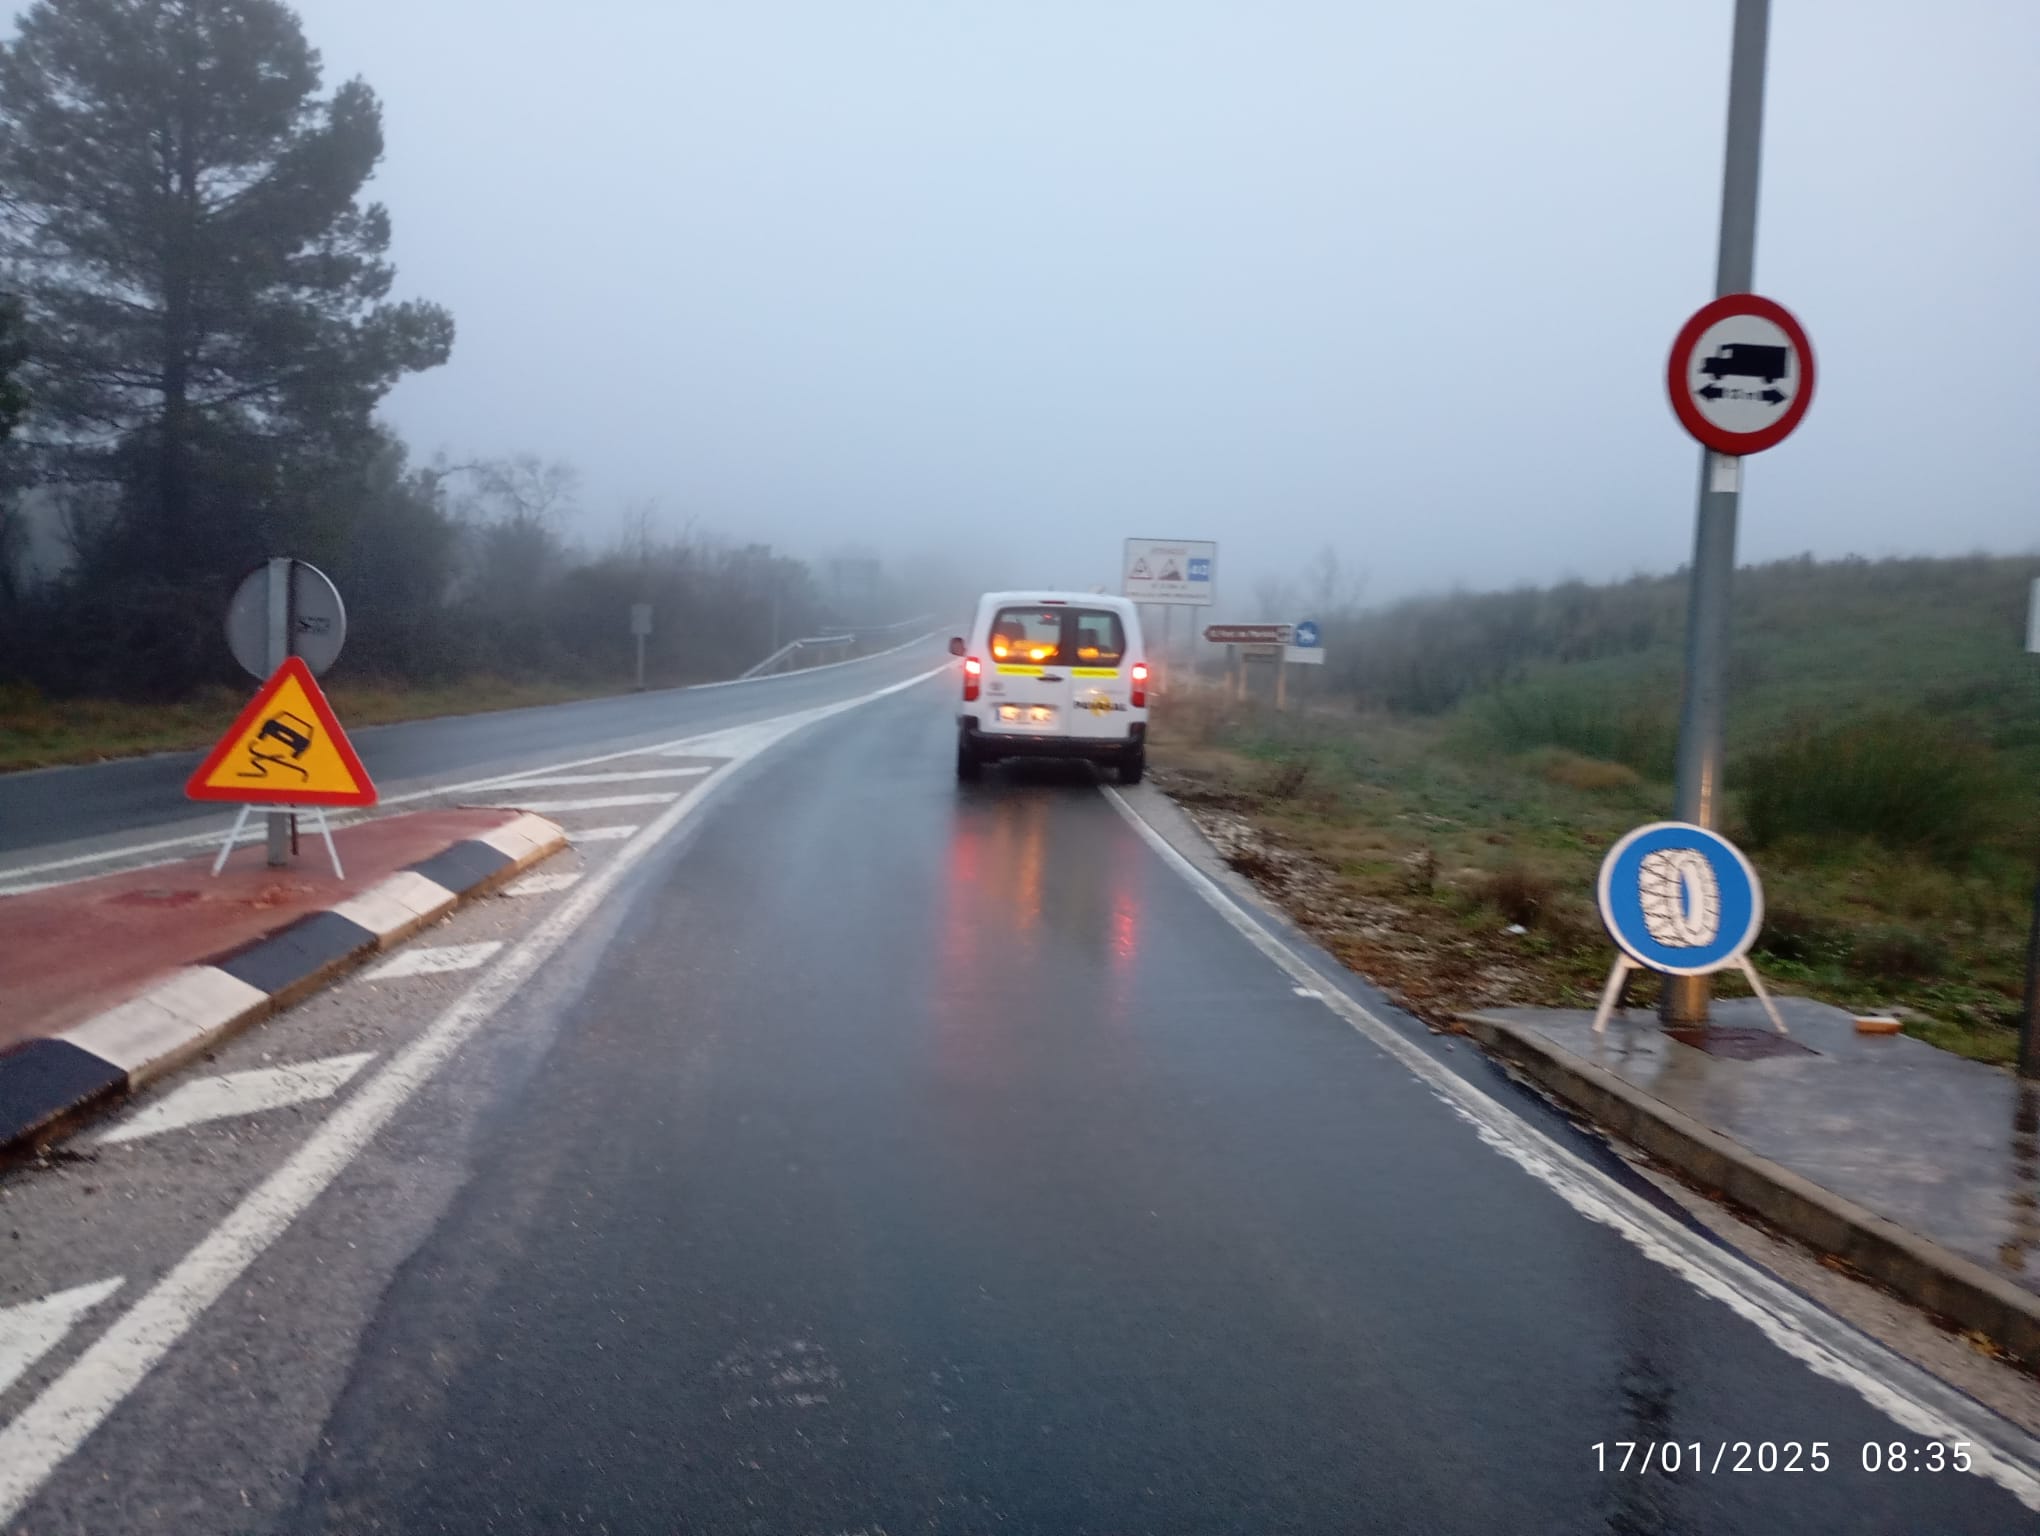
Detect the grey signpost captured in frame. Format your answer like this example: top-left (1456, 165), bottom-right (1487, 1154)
top-left (2024, 580), bottom-right (2040, 1077)
top-left (631, 603), bottom-right (653, 691)
top-left (1662, 0), bottom-right (1770, 1026)
top-left (225, 558), bottom-right (347, 868)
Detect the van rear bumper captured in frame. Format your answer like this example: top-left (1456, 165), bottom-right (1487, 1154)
top-left (960, 718), bottom-right (1144, 761)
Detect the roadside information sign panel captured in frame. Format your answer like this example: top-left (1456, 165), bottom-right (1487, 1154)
top-left (186, 657), bottom-right (376, 807)
top-left (1124, 539), bottom-right (1216, 605)
top-left (1667, 294), bottom-right (1815, 456)
top-left (1204, 624), bottom-right (1291, 645)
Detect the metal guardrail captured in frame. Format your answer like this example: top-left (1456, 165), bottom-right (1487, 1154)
top-left (737, 633), bottom-right (856, 681)
top-left (735, 614), bottom-right (936, 681)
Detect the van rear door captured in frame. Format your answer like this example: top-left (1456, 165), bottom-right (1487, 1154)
top-left (1063, 608), bottom-right (1133, 742)
top-left (985, 604), bottom-right (1072, 737)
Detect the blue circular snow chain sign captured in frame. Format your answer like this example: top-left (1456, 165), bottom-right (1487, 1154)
top-left (1596, 821), bottom-right (1764, 976)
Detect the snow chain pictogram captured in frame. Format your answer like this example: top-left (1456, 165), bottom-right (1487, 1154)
top-left (1637, 847), bottom-right (1721, 948)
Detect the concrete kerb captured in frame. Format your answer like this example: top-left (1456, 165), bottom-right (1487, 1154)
top-left (1463, 1010), bottom-right (2040, 1367)
top-left (0, 811), bottom-right (566, 1163)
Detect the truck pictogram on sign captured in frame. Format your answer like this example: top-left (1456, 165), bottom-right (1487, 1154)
top-left (1667, 294), bottom-right (1814, 456)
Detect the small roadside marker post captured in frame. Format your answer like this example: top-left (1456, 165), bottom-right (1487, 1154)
top-left (630, 603), bottom-right (653, 691)
top-left (2022, 579), bottom-right (2040, 1078)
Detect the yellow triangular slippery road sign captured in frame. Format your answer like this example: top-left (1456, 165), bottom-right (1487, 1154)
top-left (185, 656), bottom-right (376, 806)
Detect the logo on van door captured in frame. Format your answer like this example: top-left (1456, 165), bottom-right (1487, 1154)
top-left (1077, 695), bottom-right (1126, 714)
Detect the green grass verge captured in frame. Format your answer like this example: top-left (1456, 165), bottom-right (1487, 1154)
top-left (1150, 689), bottom-right (2030, 1070)
top-left (0, 677), bottom-right (629, 773)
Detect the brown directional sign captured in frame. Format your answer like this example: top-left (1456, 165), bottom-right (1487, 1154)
top-left (1204, 623), bottom-right (1292, 645)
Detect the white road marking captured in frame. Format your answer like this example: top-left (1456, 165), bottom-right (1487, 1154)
top-left (569, 825), bottom-right (639, 843)
top-left (97, 1054), bottom-right (374, 1147)
top-left (496, 793), bottom-right (679, 814)
top-left (491, 767), bottom-right (711, 788)
top-left (0, 635), bottom-right (945, 889)
top-left (365, 942), bottom-right (503, 981)
top-left (1101, 787), bottom-right (2040, 1510)
top-left (0, 662), bottom-right (948, 1523)
top-left (0, 1280), bottom-right (123, 1399)
top-left (502, 871), bottom-right (583, 898)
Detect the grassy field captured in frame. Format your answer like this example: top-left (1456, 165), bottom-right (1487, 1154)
top-left (0, 677), bottom-right (626, 772)
top-left (1151, 554), bottom-right (2040, 1068)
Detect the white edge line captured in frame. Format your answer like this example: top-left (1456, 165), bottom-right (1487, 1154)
top-left (1099, 786), bottom-right (2040, 1511)
top-left (0, 661), bottom-right (947, 1523)
top-left (0, 645), bottom-right (950, 887)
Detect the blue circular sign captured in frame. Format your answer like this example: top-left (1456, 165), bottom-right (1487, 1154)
top-left (1596, 822), bottom-right (1763, 976)
top-left (1293, 620), bottom-right (1321, 648)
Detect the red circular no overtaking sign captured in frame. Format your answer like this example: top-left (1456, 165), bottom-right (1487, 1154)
top-left (1667, 294), bottom-right (1815, 456)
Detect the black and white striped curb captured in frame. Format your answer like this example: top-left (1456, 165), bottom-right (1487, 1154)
top-left (0, 812), bottom-right (566, 1162)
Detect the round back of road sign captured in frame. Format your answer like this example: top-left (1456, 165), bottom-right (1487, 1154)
top-left (1597, 822), bottom-right (1763, 976)
top-left (226, 560), bottom-right (348, 679)
top-left (1667, 294), bottom-right (1814, 456)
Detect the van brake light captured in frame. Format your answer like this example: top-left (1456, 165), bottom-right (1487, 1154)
top-left (963, 656), bottom-right (982, 702)
top-left (1130, 661), bottom-right (1148, 708)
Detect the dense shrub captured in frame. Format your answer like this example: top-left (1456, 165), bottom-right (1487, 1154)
top-left (1739, 712), bottom-right (2006, 862)
top-left (1466, 681), bottom-right (1677, 779)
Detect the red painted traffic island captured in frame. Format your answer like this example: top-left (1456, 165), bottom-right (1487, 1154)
top-left (0, 808), bottom-right (536, 1053)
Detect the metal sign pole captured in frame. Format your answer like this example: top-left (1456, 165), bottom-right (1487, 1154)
top-left (1663, 0), bottom-right (1769, 1027)
top-left (264, 557), bottom-right (292, 867)
top-left (2024, 596), bottom-right (2040, 1077)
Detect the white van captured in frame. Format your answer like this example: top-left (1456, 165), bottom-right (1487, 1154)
top-left (950, 592), bottom-right (1149, 783)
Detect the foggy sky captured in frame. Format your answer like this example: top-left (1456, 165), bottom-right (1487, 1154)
top-left (23, 1), bottom-right (2040, 605)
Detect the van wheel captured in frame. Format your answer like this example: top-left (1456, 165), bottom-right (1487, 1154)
top-left (956, 732), bottom-right (983, 782)
top-left (1116, 747), bottom-right (1145, 785)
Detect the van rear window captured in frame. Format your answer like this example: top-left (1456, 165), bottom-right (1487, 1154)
top-left (990, 608), bottom-right (1064, 665)
top-left (988, 607), bottom-right (1128, 667)
top-left (1071, 610), bottom-right (1126, 665)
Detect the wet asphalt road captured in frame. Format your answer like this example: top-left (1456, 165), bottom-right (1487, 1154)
top-left (0, 639), bottom-right (944, 860)
top-left (3, 661), bottom-right (2033, 1532)
top-left (187, 691), bottom-right (2022, 1534)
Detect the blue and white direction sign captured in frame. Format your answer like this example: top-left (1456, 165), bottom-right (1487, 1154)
top-left (1592, 821), bottom-right (1784, 1032)
top-left (1292, 620), bottom-right (1321, 648)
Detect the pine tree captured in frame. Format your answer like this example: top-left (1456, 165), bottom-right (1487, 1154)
top-left (0, 295), bottom-right (24, 442)
top-left (0, 0), bottom-right (453, 579)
